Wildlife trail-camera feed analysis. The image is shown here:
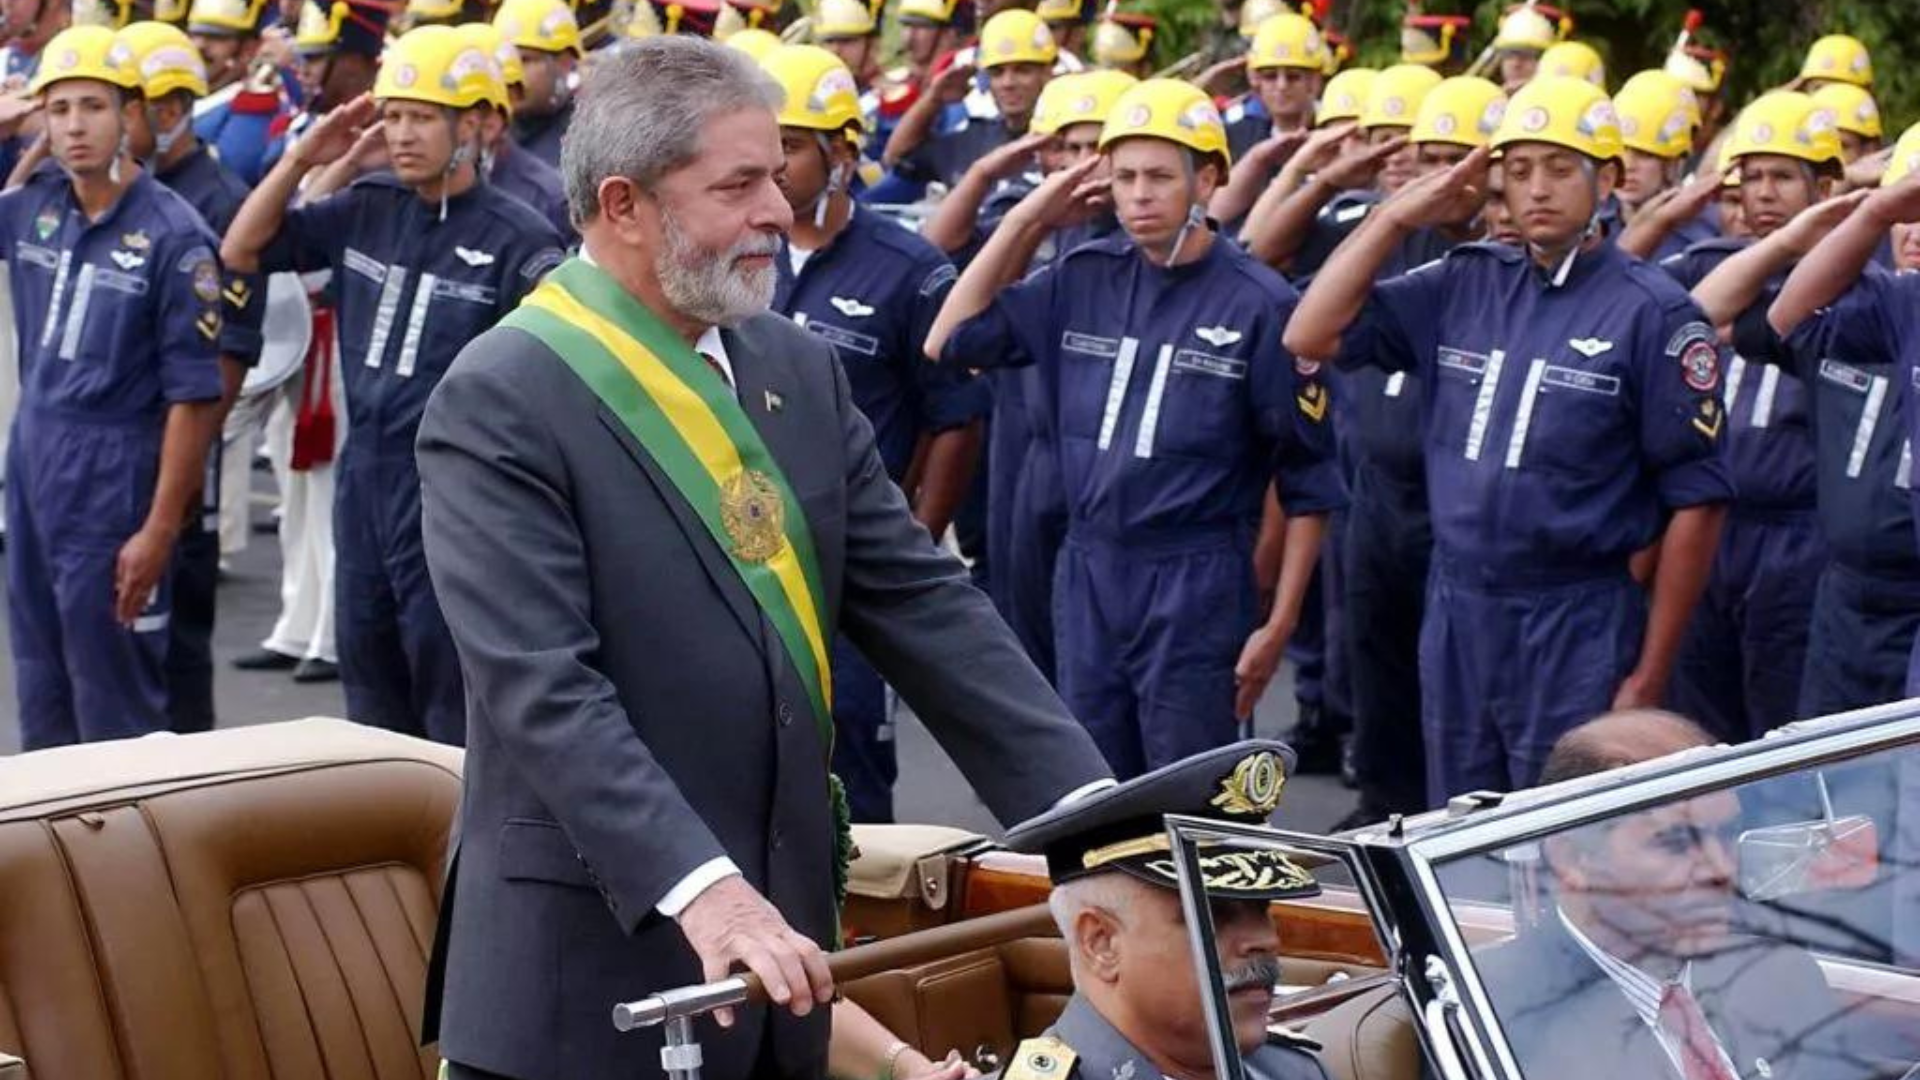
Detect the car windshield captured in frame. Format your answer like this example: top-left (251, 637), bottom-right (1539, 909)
top-left (1431, 739), bottom-right (1920, 1080)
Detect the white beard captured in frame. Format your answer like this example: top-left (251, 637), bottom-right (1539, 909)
top-left (656, 206), bottom-right (779, 327)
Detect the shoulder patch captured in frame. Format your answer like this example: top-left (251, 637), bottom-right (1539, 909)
top-left (522, 248), bottom-right (567, 281)
top-left (1665, 319), bottom-right (1717, 358)
top-left (1005, 1036), bottom-right (1077, 1080)
top-left (918, 262), bottom-right (958, 297)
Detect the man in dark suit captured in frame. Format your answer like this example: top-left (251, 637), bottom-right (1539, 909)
top-left (414, 36), bottom-right (1113, 1080)
top-left (1470, 711), bottom-right (1859, 1080)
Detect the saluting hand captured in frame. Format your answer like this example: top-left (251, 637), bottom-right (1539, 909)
top-left (675, 874), bottom-right (833, 1027)
top-left (1012, 155), bottom-right (1106, 230)
top-left (972, 131), bottom-right (1050, 183)
top-left (930, 61), bottom-right (976, 106)
top-left (1776, 189), bottom-right (1873, 257)
top-left (1289, 121), bottom-right (1355, 177)
top-left (292, 93), bottom-right (378, 169)
top-left (1381, 145), bottom-right (1491, 231)
top-left (1867, 171), bottom-right (1920, 226)
top-left (1316, 134), bottom-right (1410, 192)
top-left (1244, 128), bottom-right (1310, 175)
top-left (1843, 146), bottom-right (1893, 191)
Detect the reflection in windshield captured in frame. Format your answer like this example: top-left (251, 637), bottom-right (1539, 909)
top-left (1442, 747), bottom-right (1920, 1080)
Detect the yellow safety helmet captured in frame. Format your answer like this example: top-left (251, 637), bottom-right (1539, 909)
top-left (1035, 0), bottom-right (1081, 26)
top-left (1091, 17), bottom-right (1150, 67)
top-left (118, 20), bottom-right (209, 98)
top-left (1722, 91), bottom-right (1842, 173)
top-left (457, 22), bottom-right (523, 90)
top-left (726, 27), bottom-right (782, 59)
top-left (1811, 82), bottom-right (1880, 141)
top-left (624, 0), bottom-right (662, 37)
top-left (978, 9), bottom-right (1056, 69)
top-left (31, 25), bottom-right (142, 95)
top-left (896, 0), bottom-right (958, 27)
top-left (494, 0), bottom-right (583, 56)
top-left (374, 25), bottom-right (506, 110)
top-left (1099, 77), bottom-right (1229, 172)
top-left (1612, 69), bottom-right (1697, 159)
top-left (1032, 68), bottom-right (1134, 135)
top-left (1799, 33), bottom-right (1871, 89)
top-left (1490, 74), bottom-right (1621, 161)
top-left (1358, 63), bottom-right (1440, 130)
top-left (1491, 4), bottom-right (1562, 52)
top-left (1716, 136), bottom-right (1739, 188)
top-left (186, 0), bottom-right (269, 34)
top-left (1538, 40), bottom-right (1603, 87)
top-left (811, 0), bottom-right (875, 40)
top-left (154, 0), bottom-right (190, 24)
top-left (1247, 12), bottom-right (1326, 73)
top-left (1882, 123), bottom-right (1920, 187)
top-left (1410, 76), bottom-right (1503, 148)
top-left (73, 0), bottom-right (134, 29)
top-left (761, 43), bottom-right (862, 137)
top-left (1316, 66), bottom-right (1373, 126)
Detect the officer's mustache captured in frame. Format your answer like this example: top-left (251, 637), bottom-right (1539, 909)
top-left (1221, 954), bottom-right (1283, 993)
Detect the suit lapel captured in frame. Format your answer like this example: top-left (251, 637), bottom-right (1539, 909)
top-left (590, 404), bottom-right (765, 650)
top-left (723, 325), bottom-right (797, 478)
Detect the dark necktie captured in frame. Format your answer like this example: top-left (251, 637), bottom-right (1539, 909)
top-left (699, 350), bottom-right (733, 392)
top-left (1657, 981), bottom-right (1736, 1080)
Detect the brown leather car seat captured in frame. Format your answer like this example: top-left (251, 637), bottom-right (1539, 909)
top-left (1300, 981), bottom-right (1420, 1080)
top-left (0, 721), bottom-right (460, 1080)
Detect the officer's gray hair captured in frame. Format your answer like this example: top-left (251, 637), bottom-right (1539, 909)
top-left (560, 36), bottom-right (784, 225)
top-left (1048, 874), bottom-right (1146, 975)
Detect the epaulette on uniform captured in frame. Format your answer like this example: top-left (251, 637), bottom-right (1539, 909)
top-left (1005, 1035), bottom-right (1078, 1080)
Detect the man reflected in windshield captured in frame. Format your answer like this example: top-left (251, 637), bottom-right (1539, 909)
top-left (1473, 711), bottom-right (1857, 1080)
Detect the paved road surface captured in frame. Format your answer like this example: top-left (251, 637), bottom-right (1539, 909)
top-left (0, 469), bottom-right (1358, 835)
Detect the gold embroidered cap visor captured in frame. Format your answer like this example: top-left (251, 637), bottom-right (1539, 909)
top-left (1001, 740), bottom-right (1321, 902)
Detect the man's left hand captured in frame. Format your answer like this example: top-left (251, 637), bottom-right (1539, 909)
top-left (114, 526), bottom-right (176, 626)
top-left (1234, 622), bottom-right (1292, 721)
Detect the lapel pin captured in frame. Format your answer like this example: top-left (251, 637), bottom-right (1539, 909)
top-left (765, 389), bottom-right (784, 413)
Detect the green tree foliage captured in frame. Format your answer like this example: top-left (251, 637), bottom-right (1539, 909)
top-left (1138, 0), bottom-right (1919, 133)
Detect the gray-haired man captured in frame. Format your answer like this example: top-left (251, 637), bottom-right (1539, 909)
top-left (415, 37), bottom-right (1112, 1079)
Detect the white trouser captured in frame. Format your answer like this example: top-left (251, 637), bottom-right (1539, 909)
top-left (259, 344), bottom-right (345, 663)
top-left (218, 389), bottom-right (276, 557)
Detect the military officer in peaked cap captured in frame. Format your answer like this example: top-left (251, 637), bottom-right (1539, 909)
top-left (996, 741), bottom-right (1331, 1080)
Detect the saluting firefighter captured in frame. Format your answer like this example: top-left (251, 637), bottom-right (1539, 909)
top-left (1758, 129), bottom-right (1920, 702)
top-left (494, 0), bottom-right (580, 170)
top-left (1657, 91), bottom-right (1839, 742)
top-left (923, 68), bottom-right (1133, 683)
top-left (5, 26), bottom-right (225, 749)
top-left (883, 8), bottom-right (1057, 193)
top-left (223, 25), bottom-right (566, 744)
top-left (455, 21), bottom-right (572, 242)
top-left (1287, 76), bottom-right (1733, 803)
top-left (760, 44), bottom-right (988, 821)
top-left (929, 78), bottom-right (1341, 779)
top-left (1334, 74), bottom-right (1502, 822)
top-left (1606, 68), bottom-right (1713, 262)
top-left (1683, 123), bottom-right (1913, 719)
top-left (119, 19), bottom-right (263, 733)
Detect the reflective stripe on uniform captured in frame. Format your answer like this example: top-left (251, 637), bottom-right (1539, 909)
top-left (1464, 348), bottom-right (1506, 462)
top-left (1505, 357), bottom-right (1547, 469)
top-left (1847, 376), bottom-right (1887, 479)
top-left (395, 272), bottom-right (437, 378)
top-left (1097, 336), bottom-right (1140, 451)
top-left (58, 263), bottom-right (95, 362)
top-left (1133, 343), bottom-right (1174, 459)
top-left (363, 265), bottom-right (409, 368)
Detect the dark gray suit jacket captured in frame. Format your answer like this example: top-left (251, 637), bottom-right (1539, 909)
top-left (415, 311), bottom-right (1110, 1080)
top-left (1472, 919), bottom-right (1862, 1080)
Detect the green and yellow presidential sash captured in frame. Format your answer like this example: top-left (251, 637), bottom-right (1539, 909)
top-left (501, 258), bottom-right (836, 754)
